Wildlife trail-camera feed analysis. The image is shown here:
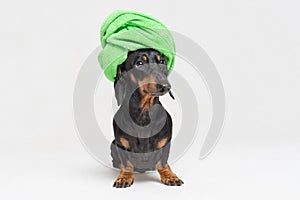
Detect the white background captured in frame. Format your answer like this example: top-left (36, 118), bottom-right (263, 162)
top-left (0, 0), bottom-right (299, 199)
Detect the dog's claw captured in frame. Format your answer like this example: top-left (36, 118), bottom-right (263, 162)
top-left (175, 180), bottom-right (184, 186)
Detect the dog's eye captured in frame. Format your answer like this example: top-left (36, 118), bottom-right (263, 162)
top-left (159, 59), bottom-right (165, 64)
top-left (136, 61), bottom-right (143, 66)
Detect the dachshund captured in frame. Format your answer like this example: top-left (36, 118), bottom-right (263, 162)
top-left (110, 49), bottom-right (183, 188)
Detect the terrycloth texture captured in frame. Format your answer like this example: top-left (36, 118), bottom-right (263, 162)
top-left (98, 10), bottom-right (176, 81)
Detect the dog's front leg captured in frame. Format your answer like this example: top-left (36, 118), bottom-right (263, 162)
top-left (113, 160), bottom-right (134, 188)
top-left (156, 161), bottom-right (184, 186)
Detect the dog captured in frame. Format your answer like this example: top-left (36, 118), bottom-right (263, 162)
top-left (110, 49), bottom-right (183, 188)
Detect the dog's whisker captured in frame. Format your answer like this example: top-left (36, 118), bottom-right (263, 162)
top-left (169, 90), bottom-right (175, 100)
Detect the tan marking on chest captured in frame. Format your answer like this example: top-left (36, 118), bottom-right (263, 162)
top-left (140, 95), bottom-right (155, 112)
top-left (120, 137), bottom-right (130, 149)
top-left (157, 138), bottom-right (168, 149)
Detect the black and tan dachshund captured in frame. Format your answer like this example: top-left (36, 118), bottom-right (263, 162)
top-left (110, 49), bottom-right (183, 188)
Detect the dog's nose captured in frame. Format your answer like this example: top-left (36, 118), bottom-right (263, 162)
top-left (157, 83), bottom-right (171, 93)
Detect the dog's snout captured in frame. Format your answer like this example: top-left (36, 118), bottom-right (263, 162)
top-left (157, 83), bottom-right (171, 93)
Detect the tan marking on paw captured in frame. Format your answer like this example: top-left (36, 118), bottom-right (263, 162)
top-left (157, 164), bottom-right (184, 186)
top-left (113, 171), bottom-right (134, 188)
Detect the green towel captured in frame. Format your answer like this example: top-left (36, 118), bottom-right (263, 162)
top-left (98, 10), bottom-right (176, 82)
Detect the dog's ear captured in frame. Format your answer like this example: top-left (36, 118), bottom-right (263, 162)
top-left (114, 64), bottom-right (127, 106)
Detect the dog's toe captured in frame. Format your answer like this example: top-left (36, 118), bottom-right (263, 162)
top-left (169, 180), bottom-right (175, 186)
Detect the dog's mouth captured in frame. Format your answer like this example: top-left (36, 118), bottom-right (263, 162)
top-left (143, 89), bottom-right (175, 100)
top-left (143, 90), bottom-right (165, 96)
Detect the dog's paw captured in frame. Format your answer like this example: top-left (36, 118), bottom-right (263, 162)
top-left (161, 174), bottom-right (184, 186)
top-left (113, 178), bottom-right (134, 188)
top-left (113, 172), bottom-right (134, 188)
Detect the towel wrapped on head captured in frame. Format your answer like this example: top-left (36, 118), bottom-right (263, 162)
top-left (98, 10), bottom-right (176, 82)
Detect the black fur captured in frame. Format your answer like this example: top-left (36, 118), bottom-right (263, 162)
top-left (110, 49), bottom-right (173, 173)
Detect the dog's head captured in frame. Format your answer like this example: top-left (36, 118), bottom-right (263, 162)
top-left (114, 49), bottom-right (174, 106)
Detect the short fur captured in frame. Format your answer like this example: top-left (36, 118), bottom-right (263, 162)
top-left (110, 49), bottom-right (183, 188)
